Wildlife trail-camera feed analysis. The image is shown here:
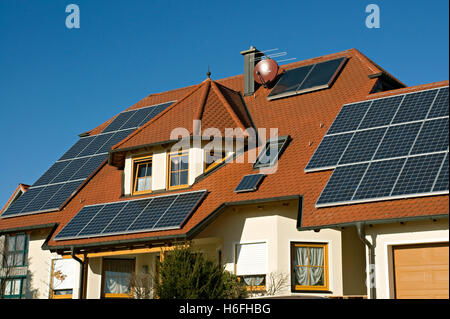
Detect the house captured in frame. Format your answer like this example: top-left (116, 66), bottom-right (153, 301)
top-left (0, 47), bottom-right (448, 299)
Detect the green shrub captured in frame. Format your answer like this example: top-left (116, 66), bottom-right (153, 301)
top-left (153, 244), bottom-right (247, 299)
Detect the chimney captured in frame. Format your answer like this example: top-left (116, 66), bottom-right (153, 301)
top-left (240, 46), bottom-right (263, 96)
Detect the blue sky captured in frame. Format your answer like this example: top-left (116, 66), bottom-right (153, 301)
top-left (0, 0), bottom-right (448, 206)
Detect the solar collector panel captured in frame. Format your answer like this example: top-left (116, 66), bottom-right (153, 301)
top-left (427, 87), bottom-right (449, 119)
top-left (154, 192), bottom-right (205, 229)
top-left (358, 95), bottom-right (403, 130)
top-left (305, 133), bottom-right (353, 170)
top-left (433, 153), bottom-right (449, 192)
top-left (338, 127), bottom-right (386, 165)
top-left (392, 153), bottom-right (445, 196)
top-left (410, 118), bottom-right (449, 155)
top-left (353, 158), bottom-right (406, 200)
top-left (392, 89), bottom-right (438, 124)
top-left (373, 122), bottom-right (422, 160)
top-left (55, 205), bottom-right (104, 239)
top-left (327, 101), bottom-right (372, 135)
top-left (127, 196), bottom-right (175, 232)
top-left (78, 202), bottom-right (128, 237)
top-left (316, 163), bottom-right (369, 206)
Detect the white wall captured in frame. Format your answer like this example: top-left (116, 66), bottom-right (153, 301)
top-left (196, 199), bottom-right (346, 297)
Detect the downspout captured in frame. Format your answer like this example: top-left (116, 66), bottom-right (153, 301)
top-left (356, 222), bottom-right (377, 299)
top-left (71, 247), bottom-right (85, 300)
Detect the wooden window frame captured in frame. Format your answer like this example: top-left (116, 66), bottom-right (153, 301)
top-left (237, 275), bottom-right (267, 291)
top-left (204, 150), bottom-right (230, 173)
top-left (101, 258), bottom-right (135, 299)
top-left (167, 151), bottom-right (189, 190)
top-left (131, 155), bottom-right (153, 196)
top-left (291, 242), bottom-right (329, 292)
top-left (3, 233), bottom-right (28, 268)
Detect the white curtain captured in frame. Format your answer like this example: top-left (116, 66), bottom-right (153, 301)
top-left (294, 247), bottom-right (308, 286)
top-left (294, 247), bottom-right (324, 286)
top-left (308, 247), bottom-right (324, 286)
top-left (104, 260), bottom-right (132, 295)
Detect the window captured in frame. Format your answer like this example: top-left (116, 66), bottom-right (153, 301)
top-left (291, 243), bottom-right (329, 291)
top-left (102, 259), bottom-right (134, 299)
top-left (204, 149), bottom-right (228, 172)
top-left (253, 136), bottom-right (289, 169)
top-left (2, 277), bottom-right (26, 299)
top-left (132, 156), bottom-right (153, 195)
top-left (235, 242), bottom-right (267, 291)
top-left (168, 151), bottom-right (189, 189)
top-left (3, 234), bottom-right (28, 267)
top-left (50, 259), bottom-right (76, 299)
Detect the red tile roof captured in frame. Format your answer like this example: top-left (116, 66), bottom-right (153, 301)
top-left (0, 48), bottom-right (448, 248)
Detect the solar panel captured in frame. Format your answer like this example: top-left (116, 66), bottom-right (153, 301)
top-left (59, 136), bottom-right (96, 161)
top-left (102, 111), bottom-right (136, 133)
top-left (54, 190), bottom-right (206, 240)
top-left (78, 202), bottom-right (127, 237)
top-left (392, 153), bottom-right (445, 196)
top-left (327, 102), bottom-right (372, 134)
top-left (427, 87), bottom-right (449, 119)
top-left (267, 65), bottom-right (313, 98)
top-left (297, 57), bottom-right (346, 92)
top-left (305, 133), bottom-right (353, 171)
top-left (433, 153), bottom-right (449, 192)
top-left (1, 101), bottom-right (174, 218)
top-left (316, 163), bottom-right (368, 206)
top-left (267, 57), bottom-right (346, 100)
top-left (358, 95), bottom-right (403, 129)
top-left (234, 174), bottom-right (265, 193)
top-left (373, 122), bottom-right (422, 160)
top-left (353, 158), bottom-right (406, 200)
top-left (410, 118), bottom-right (449, 155)
top-left (128, 196), bottom-right (175, 232)
top-left (306, 86), bottom-right (449, 207)
top-left (76, 133), bottom-right (115, 158)
top-left (33, 161), bottom-right (71, 187)
top-left (338, 128), bottom-right (386, 165)
top-left (54, 205), bottom-right (104, 239)
top-left (392, 89), bottom-right (438, 124)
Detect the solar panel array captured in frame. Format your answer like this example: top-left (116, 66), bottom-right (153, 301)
top-left (54, 190), bottom-right (206, 240)
top-left (1, 101), bottom-right (174, 218)
top-left (235, 174), bottom-right (265, 193)
top-left (267, 57), bottom-right (347, 100)
top-left (303, 86), bottom-right (449, 207)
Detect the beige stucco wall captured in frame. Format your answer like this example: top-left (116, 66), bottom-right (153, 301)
top-left (364, 218), bottom-right (449, 299)
top-left (195, 199), bottom-right (359, 297)
top-left (26, 230), bottom-right (55, 299)
top-left (86, 257), bottom-right (102, 299)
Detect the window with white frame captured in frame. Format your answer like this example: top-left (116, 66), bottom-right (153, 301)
top-left (50, 259), bottom-right (77, 299)
top-left (235, 242), bottom-right (267, 290)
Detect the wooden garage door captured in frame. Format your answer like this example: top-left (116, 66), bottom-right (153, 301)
top-left (393, 243), bottom-right (449, 299)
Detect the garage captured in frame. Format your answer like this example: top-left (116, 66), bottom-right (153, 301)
top-left (393, 242), bottom-right (449, 299)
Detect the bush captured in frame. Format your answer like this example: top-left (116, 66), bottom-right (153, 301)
top-left (153, 244), bottom-right (247, 299)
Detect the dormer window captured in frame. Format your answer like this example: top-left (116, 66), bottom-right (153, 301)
top-left (204, 149), bottom-right (228, 173)
top-left (132, 156), bottom-right (152, 195)
top-left (168, 151), bottom-right (189, 190)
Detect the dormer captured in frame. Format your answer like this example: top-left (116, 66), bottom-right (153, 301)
top-left (111, 77), bottom-right (255, 196)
